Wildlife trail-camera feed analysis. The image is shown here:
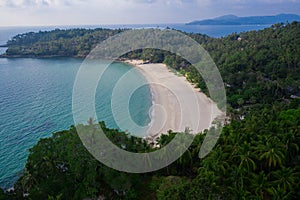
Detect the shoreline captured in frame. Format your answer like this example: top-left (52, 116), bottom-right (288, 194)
top-left (124, 59), bottom-right (224, 139)
top-left (0, 55), bottom-right (224, 138)
top-left (0, 54), bottom-right (86, 59)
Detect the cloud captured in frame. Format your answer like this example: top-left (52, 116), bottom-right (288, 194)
top-left (128, 0), bottom-right (157, 3)
top-left (0, 0), bottom-right (51, 7)
top-left (22, 0), bottom-right (53, 6)
top-left (1, 0), bottom-right (298, 8)
top-left (0, 0), bottom-right (299, 26)
top-left (0, 0), bottom-right (87, 7)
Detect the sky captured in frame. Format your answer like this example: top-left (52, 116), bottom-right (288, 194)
top-left (0, 0), bottom-right (300, 26)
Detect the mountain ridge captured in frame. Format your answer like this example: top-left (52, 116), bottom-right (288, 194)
top-left (187, 13), bottom-right (300, 25)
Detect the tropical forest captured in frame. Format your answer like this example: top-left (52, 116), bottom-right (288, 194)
top-left (0, 22), bottom-right (300, 199)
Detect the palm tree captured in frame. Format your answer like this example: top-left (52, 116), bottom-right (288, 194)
top-left (203, 147), bottom-right (229, 175)
top-left (258, 137), bottom-right (285, 168)
top-left (228, 166), bottom-right (245, 190)
top-left (234, 142), bottom-right (256, 172)
top-left (282, 131), bottom-right (299, 161)
top-left (174, 129), bottom-right (193, 165)
top-left (270, 167), bottom-right (298, 191)
top-left (250, 171), bottom-right (269, 199)
top-left (227, 185), bottom-right (251, 200)
top-left (196, 168), bottom-right (220, 199)
top-left (267, 186), bottom-right (293, 200)
top-left (19, 170), bottom-right (37, 194)
top-left (156, 133), bottom-right (175, 174)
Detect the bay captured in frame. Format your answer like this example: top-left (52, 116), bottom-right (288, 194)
top-left (0, 23), bottom-right (271, 189)
top-left (0, 58), bottom-right (152, 189)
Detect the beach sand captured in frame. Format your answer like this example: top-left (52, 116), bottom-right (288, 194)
top-left (126, 60), bottom-right (223, 138)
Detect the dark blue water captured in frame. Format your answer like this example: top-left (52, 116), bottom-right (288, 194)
top-left (0, 58), bottom-right (151, 189)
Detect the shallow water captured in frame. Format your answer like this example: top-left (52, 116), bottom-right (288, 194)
top-left (0, 58), bottom-right (152, 189)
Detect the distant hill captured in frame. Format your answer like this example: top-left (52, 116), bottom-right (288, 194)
top-left (187, 14), bottom-right (300, 25)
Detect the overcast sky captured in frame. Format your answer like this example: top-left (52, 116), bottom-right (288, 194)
top-left (0, 0), bottom-right (300, 26)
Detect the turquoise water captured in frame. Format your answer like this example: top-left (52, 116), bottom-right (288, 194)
top-left (0, 58), bottom-right (152, 189)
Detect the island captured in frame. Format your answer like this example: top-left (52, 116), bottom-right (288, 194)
top-left (1, 22), bottom-right (300, 199)
top-left (187, 13), bottom-right (300, 25)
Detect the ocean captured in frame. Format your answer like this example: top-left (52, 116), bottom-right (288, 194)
top-left (0, 58), bottom-right (151, 189)
top-left (0, 24), bottom-right (270, 189)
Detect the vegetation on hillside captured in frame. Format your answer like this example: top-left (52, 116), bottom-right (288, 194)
top-left (1, 103), bottom-right (299, 199)
top-left (1, 22), bottom-right (300, 199)
top-left (3, 28), bottom-right (124, 58)
top-left (125, 22), bottom-right (300, 116)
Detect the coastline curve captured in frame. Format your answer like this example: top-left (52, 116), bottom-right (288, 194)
top-left (72, 28), bottom-right (226, 173)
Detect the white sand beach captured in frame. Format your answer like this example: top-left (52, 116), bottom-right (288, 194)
top-left (126, 60), bottom-right (223, 138)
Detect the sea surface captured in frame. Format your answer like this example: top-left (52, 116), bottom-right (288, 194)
top-left (0, 58), bottom-right (152, 189)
